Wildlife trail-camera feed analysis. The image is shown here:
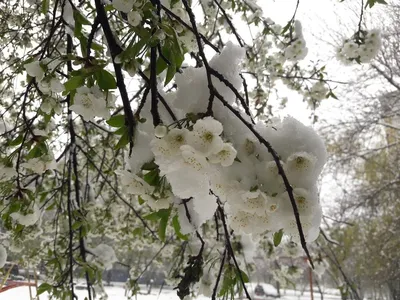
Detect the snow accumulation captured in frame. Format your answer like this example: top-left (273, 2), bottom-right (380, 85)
top-left (0, 284), bottom-right (342, 300)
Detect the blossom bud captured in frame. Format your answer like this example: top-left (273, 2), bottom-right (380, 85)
top-left (154, 125), bottom-right (168, 138)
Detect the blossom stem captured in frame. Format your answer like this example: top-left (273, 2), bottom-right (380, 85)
top-left (181, 0), bottom-right (215, 116)
top-left (217, 205), bottom-right (252, 300)
top-left (150, 46), bottom-right (161, 126)
top-left (94, 0), bottom-right (136, 154)
top-left (214, 87), bottom-right (314, 268)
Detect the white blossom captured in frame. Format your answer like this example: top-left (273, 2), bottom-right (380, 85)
top-left (25, 61), bottom-right (44, 80)
top-left (208, 143), bottom-right (237, 167)
top-left (188, 117), bottom-right (224, 155)
top-left (309, 82), bottom-right (328, 101)
top-left (113, 0), bottom-right (135, 13)
top-left (285, 151), bottom-right (318, 186)
top-left (151, 128), bottom-right (189, 163)
top-left (128, 130), bottom-right (154, 174)
top-left (0, 166), bottom-right (17, 182)
top-left (141, 194), bottom-right (172, 210)
top-left (70, 86), bottom-right (110, 121)
top-left (63, 0), bottom-right (74, 26)
top-left (90, 244), bottom-right (118, 270)
top-left (127, 10), bottom-right (142, 26)
top-left (22, 154), bottom-right (57, 174)
top-left (10, 205), bottom-right (40, 226)
top-left (50, 78), bottom-right (65, 93)
top-left (115, 169), bottom-right (153, 195)
top-left (199, 271), bottom-right (214, 297)
top-left (337, 29), bottom-right (381, 64)
top-left (40, 97), bottom-right (61, 114)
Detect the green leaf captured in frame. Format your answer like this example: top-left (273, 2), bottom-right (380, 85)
top-left (46, 201), bottom-right (57, 211)
top-left (37, 283), bottom-right (52, 295)
top-left (144, 212), bottom-right (160, 221)
top-left (127, 37), bottom-right (150, 58)
top-left (281, 21), bottom-right (292, 35)
top-left (64, 75), bottom-right (85, 92)
top-left (250, 185), bottom-right (258, 192)
top-left (9, 202), bottom-right (21, 214)
top-left (16, 223), bottom-right (25, 233)
top-left (273, 229), bottom-right (284, 247)
top-left (156, 56), bottom-right (169, 75)
top-left (91, 42), bottom-right (104, 52)
top-left (72, 221), bottom-right (82, 230)
top-left (170, 0), bottom-right (180, 6)
top-left (165, 64), bottom-right (177, 86)
top-left (172, 215), bottom-right (188, 240)
top-left (365, 0), bottom-right (387, 8)
top-left (26, 143), bottom-right (48, 159)
top-left (238, 270), bottom-right (249, 283)
top-left (107, 115), bottom-right (125, 128)
top-left (115, 127), bottom-right (130, 150)
top-left (113, 126), bottom-right (127, 135)
top-left (138, 196), bottom-right (145, 205)
top-left (95, 69), bottom-right (117, 90)
top-left (74, 10), bottom-right (91, 26)
top-left (143, 169), bottom-right (160, 186)
top-left (77, 35), bottom-right (88, 56)
top-left (41, 0), bottom-right (49, 14)
top-left (131, 27), bottom-right (152, 40)
top-left (218, 266), bottom-right (235, 298)
top-left (141, 161), bottom-right (158, 171)
top-left (8, 134), bottom-right (24, 147)
top-left (328, 91), bottom-right (339, 100)
top-left (132, 227), bottom-right (143, 235)
top-left (158, 208), bottom-right (171, 242)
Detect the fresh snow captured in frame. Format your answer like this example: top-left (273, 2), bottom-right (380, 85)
top-left (0, 284), bottom-right (342, 300)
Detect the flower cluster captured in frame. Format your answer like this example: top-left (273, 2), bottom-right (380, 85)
top-left (246, 19), bottom-right (310, 95)
top-left (336, 29), bottom-right (381, 64)
top-left (283, 21), bottom-right (308, 62)
top-left (24, 58), bottom-right (116, 122)
top-left (305, 81), bottom-right (329, 106)
top-left (70, 85), bottom-right (113, 121)
top-left (24, 60), bottom-right (65, 115)
top-left (222, 117), bottom-right (326, 243)
top-left (88, 244), bottom-right (118, 270)
top-left (116, 42), bottom-right (326, 243)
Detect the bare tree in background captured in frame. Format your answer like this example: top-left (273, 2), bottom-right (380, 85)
top-left (319, 3), bottom-right (400, 300)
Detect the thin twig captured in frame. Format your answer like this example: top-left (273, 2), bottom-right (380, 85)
top-left (212, 248), bottom-right (226, 300)
top-left (217, 205), bottom-right (252, 300)
top-left (181, 0), bottom-right (215, 116)
top-left (150, 46), bottom-right (161, 126)
top-left (94, 0), bottom-right (136, 154)
top-left (86, 16), bottom-right (100, 58)
top-left (213, 89), bottom-right (314, 268)
top-left (160, 4), bottom-right (220, 53)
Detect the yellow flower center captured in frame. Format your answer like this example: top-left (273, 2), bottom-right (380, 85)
top-left (81, 95), bottom-right (92, 108)
top-left (296, 156), bottom-right (305, 165)
top-left (296, 196), bottom-right (306, 206)
top-left (175, 135), bottom-right (184, 143)
top-left (203, 131), bottom-right (214, 142)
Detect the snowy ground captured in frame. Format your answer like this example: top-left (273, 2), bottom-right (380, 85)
top-left (0, 283), bottom-right (342, 300)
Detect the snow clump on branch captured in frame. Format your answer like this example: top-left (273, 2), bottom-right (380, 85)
top-left (116, 42), bottom-right (327, 244)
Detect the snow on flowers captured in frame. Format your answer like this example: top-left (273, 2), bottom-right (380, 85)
top-left (116, 42), bottom-right (327, 243)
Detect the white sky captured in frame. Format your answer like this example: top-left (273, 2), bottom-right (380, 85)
top-left (256, 0), bottom-right (377, 211)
